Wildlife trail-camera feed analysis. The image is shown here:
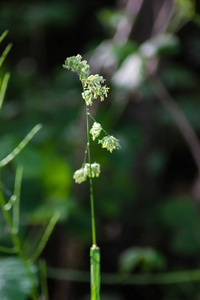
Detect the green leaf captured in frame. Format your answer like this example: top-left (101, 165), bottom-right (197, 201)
top-left (0, 257), bottom-right (37, 300)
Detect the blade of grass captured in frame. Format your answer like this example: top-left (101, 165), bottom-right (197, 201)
top-left (12, 165), bottom-right (23, 234)
top-left (0, 245), bottom-right (18, 254)
top-left (0, 43), bottom-right (12, 68)
top-left (0, 30), bottom-right (9, 43)
top-left (0, 72), bottom-right (10, 110)
top-left (0, 123), bottom-right (42, 167)
top-left (28, 212), bottom-right (60, 264)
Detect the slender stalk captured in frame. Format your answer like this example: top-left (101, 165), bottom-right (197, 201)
top-left (13, 165), bottom-right (23, 234)
top-left (88, 112), bottom-right (109, 136)
top-left (39, 259), bottom-right (49, 300)
top-left (0, 72), bottom-right (10, 110)
top-left (86, 106), bottom-right (97, 246)
top-left (28, 212), bottom-right (60, 264)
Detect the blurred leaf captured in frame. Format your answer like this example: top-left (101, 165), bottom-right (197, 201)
top-left (119, 247), bottom-right (167, 273)
top-left (30, 197), bottom-right (74, 223)
top-left (140, 34), bottom-right (180, 58)
top-left (175, 0), bottom-right (195, 19)
top-left (97, 8), bottom-right (125, 33)
top-left (112, 53), bottom-right (145, 91)
top-left (112, 41), bottom-right (138, 64)
top-left (0, 257), bottom-right (37, 300)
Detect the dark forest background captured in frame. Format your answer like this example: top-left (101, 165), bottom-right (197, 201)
top-left (1, 0), bottom-right (200, 299)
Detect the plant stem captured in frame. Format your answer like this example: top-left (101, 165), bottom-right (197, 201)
top-left (88, 112), bottom-right (109, 136)
top-left (39, 259), bottom-right (49, 300)
top-left (86, 106), bottom-right (97, 246)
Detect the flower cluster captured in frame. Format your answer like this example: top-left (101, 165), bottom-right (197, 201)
top-left (98, 136), bottom-right (120, 153)
top-left (64, 54), bottom-right (121, 185)
top-left (63, 54), bottom-right (90, 84)
top-left (82, 75), bottom-right (109, 106)
top-left (73, 163), bottom-right (101, 184)
top-left (90, 122), bottom-right (102, 140)
top-left (63, 55), bottom-right (109, 106)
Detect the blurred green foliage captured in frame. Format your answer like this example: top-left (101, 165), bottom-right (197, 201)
top-left (0, 257), bottom-right (37, 300)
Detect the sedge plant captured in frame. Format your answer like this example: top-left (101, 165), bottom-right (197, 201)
top-left (63, 54), bottom-right (120, 300)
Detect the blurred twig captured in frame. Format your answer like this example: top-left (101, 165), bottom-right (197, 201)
top-left (151, 77), bottom-right (200, 175)
top-left (114, 0), bottom-right (144, 44)
top-left (47, 266), bottom-right (200, 285)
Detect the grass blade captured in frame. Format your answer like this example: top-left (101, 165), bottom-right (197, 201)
top-left (0, 72), bottom-right (10, 110)
top-left (0, 245), bottom-right (18, 254)
top-left (28, 212), bottom-right (60, 264)
top-left (12, 165), bottom-right (23, 234)
top-left (0, 30), bottom-right (9, 44)
top-left (0, 43), bottom-right (12, 69)
top-left (0, 123), bottom-right (42, 167)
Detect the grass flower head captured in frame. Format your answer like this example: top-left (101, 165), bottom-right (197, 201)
top-left (90, 122), bottom-right (102, 140)
top-left (98, 135), bottom-right (120, 153)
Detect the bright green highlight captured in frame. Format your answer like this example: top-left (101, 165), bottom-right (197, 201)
top-left (90, 245), bottom-right (100, 300)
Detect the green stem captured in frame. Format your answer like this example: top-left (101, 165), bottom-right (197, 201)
top-left (13, 165), bottom-right (23, 234)
top-left (86, 106), bottom-right (97, 246)
top-left (28, 212), bottom-right (60, 264)
top-left (39, 259), bottom-right (49, 300)
top-left (88, 112), bottom-right (109, 136)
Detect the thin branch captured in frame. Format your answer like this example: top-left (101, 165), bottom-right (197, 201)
top-left (151, 77), bottom-right (200, 174)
